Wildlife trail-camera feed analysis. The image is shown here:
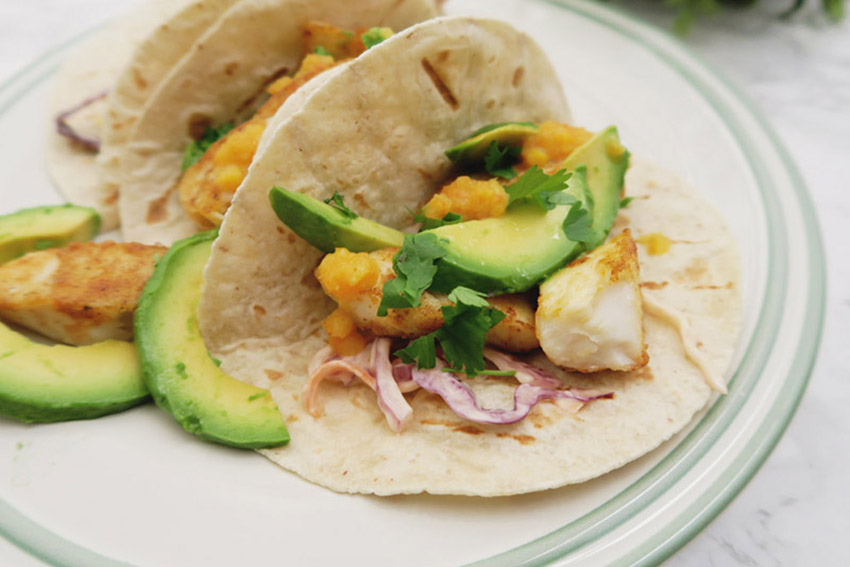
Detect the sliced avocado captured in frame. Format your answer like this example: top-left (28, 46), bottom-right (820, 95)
top-left (429, 169), bottom-right (592, 294)
top-left (445, 122), bottom-right (538, 165)
top-left (134, 230), bottom-right (289, 449)
top-left (269, 186), bottom-right (404, 253)
top-left (0, 205), bottom-right (100, 264)
top-left (0, 322), bottom-right (148, 423)
top-left (560, 126), bottom-right (629, 249)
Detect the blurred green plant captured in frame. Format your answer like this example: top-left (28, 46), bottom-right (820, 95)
top-left (665, 0), bottom-right (845, 33)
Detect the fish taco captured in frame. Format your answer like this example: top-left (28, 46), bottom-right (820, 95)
top-left (194, 16), bottom-right (740, 496)
top-left (108, 0), bottom-right (440, 245)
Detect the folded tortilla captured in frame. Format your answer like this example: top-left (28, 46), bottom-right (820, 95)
top-left (47, 0), bottom-right (243, 231)
top-left (195, 16), bottom-right (735, 497)
top-left (113, 0), bottom-right (441, 245)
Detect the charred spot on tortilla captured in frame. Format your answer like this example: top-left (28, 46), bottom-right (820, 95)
top-left (640, 281), bottom-right (669, 290)
top-left (187, 113), bottom-right (213, 141)
top-left (421, 58), bottom-right (459, 110)
top-left (512, 66), bottom-right (525, 87)
top-left (146, 188), bottom-right (174, 224)
top-left (453, 425), bottom-right (484, 435)
top-left (223, 61), bottom-right (239, 76)
top-left (132, 67), bottom-right (148, 90)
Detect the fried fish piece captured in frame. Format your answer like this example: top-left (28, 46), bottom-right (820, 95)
top-left (316, 247), bottom-right (540, 352)
top-left (0, 241), bottom-right (167, 345)
top-left (536, 230), bottom-right (648, 373)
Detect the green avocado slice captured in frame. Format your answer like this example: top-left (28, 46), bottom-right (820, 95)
top-left (0, 205), bottom-right (100, 264)
top-left (134, 230), bottom-right (289, 449)
top-left (269, 187), bottom-right (404, 253)
top-left (0, 323), bottom-right (148, 423)
top-left (444, 122), bottom-right (538, 165)
top-left (429, 169), bottom-right (592, 294)
top-left (560, 126), bottom-right (629, 249)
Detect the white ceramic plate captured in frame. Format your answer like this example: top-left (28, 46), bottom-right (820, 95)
top-left (0, 1), bottom-right (824, 565)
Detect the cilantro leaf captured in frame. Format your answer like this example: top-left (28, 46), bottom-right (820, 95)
top-left (505, 166), bottom-right (572, 208)
top-left (395, 334), bottom-right (436, 369)
top-left (563, 203), bottom-right (596, 245)
top-left (483, 141), bottom-right (522, 179)
top-left (393, 286), bottom-right (505, 376)
top-left (377, 233), bottom-right (446, 316)
top-left (411, 210), bottom-right (462, 231)
top-left (323, 191), bottom-right (357, 219)
top-left (619, 196), bottom-right (635, 209)
top-left (181, 123), bottom-right (234, 171)
top-left (446, 286), bottom-right (490, 308)
top-left (313, 46), bottom-right (332, 56)
top-left (361, 27), bottom-right (393, 49)
top-left (436, 290), bottom-right (505, 376)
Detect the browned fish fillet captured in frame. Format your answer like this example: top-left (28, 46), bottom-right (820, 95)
top-left (0, 241), bottom-right (167, 345)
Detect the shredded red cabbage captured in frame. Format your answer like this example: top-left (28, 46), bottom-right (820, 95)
top-left (304, 340), bottom-right (613, 431)
top-left (407, 361), bottom-right (613, 425)
top-left (55, 90), bottom-right (107, 152)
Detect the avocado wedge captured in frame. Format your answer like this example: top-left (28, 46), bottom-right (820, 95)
top-left (429, 168), bottom-right (592, 294)
top-left (444, 122), bottom-right (538, 165)
top-left (269, 187), bottom-right (404, 253)
top-left (0, 205), bottom-right (100, 264)
top-left (0, 323), bottom-right (148, 423)
top-left (134, 231), bottom-right (289, 449)
top-left (560, 126), bottom-right (629, 249)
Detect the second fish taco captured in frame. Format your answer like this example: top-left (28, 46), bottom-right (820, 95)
top-left (111, 0), bottom-right (440, 244)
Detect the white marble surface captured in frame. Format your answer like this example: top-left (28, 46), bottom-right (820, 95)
top-left (0, 1), bottom-right (847, 565)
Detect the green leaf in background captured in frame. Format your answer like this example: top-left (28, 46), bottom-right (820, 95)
top-left (641, 0), bottom-right (846, 34)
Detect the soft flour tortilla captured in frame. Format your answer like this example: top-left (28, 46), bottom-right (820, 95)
top-left (47, 0), bottom-right (240, 230)
top-left (115, 0), bottom-right (440, 245)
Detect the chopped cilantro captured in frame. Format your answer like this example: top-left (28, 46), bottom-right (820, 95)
top-left (395, 286), bottom-right (505, 376)
top-left (411, 210), bottom-right (462, 231)
top-left (181, 123), bottom-right (234, 171)
top-left (377, 233), bottom-right (446, 316)
top-left (396, 334), bottom-right (437, 369)
top-left (313, 46), bottom-right (332, 56)
top-left (247, 391), bottom-right (269, 401)
top-left (619, 196), bottom-right (635, 209)
top-left (323, 191), bottom-right (357, 219)
top-left (505, 166), bottom-right (572, 209)
top-left (362, 27), bottom-right (393, 49)
top-left (483, 141), bottom-right (522, 179)
top-left (562, 203), bottom-right (596, 245)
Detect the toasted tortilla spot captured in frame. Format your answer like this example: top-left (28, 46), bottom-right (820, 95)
top-left (253, 304), bottom-right (267, 316)
top-left (146, 189), bottom-right (173, 224)
top-left (352, 193), bottom-right (370, 209)
top-left (512, 66), bottom-right (525, 87)
top-left (224, 61), bottom-right (239, 76)
top-left (421, 58), bottom-right (458, 110)
top-left (187, 113), bottom-right (212, 140)
top-left (453, 425), bottom-right (484, 435)
top-left (132, 67), bottom-right (148, 90)
top-left (640, 281), bottom-right (669, 290)
top-left (264, 369), bottom-right (284, 381)
top-left (497, 433), bottom-right (535, 445)
top-left (104, 188), bottom-right (119, 205)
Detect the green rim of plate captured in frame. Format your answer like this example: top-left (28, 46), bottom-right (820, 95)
top-left (0, 2), bottom-right (825, 566)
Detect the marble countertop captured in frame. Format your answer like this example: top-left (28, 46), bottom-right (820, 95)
top-left (0, 1), bottom-right (847, 565)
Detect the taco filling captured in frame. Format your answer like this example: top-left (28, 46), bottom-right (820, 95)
top-left (270, 120), bottom-right (654, 432)
top-left (176, 22), bottom-right (393, 230)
